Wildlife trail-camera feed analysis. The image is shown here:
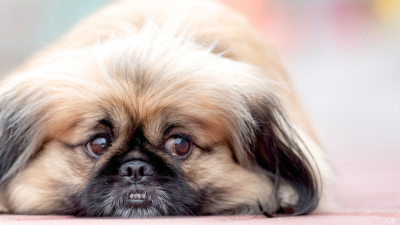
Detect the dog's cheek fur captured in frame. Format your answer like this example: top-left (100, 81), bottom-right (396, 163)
top-left (5, 142), bottom-right (92, 214)
top-left (181, 145), bottom-right (279, 215)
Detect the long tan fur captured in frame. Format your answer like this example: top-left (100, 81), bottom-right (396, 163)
top-left (0, 0), bottom-right (329, 216)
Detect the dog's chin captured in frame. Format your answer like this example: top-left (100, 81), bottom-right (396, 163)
top-left (78, 186), bottom-right (186, 217)
top-left (77, 171), bottom-right (202, 218)
top-left (86, 190), bottom-right (166, 217)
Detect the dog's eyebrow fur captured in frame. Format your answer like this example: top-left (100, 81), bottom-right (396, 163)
top-left (163, 124), bottom-right (178, 137)
top-left (99, 119), bottom-right (114, 131)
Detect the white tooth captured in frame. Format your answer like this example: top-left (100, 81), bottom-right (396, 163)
top-left (134, 193), bottom-right (139, 199)
top-left (141, 193), bottom-right (145, 199)
top-left (129, 193), bottom-right (134, 199)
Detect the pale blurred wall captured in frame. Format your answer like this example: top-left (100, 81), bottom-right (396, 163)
top-left (0, 0), bottom-right (113, 75)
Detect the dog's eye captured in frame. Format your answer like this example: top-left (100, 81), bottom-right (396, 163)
top-left (164, 136), bottom-right (192, 157)
top-left (86, 135), bottom-right (112, 157)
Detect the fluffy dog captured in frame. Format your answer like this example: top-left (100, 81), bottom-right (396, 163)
top-left (0, 0), bottom-right (329, 217)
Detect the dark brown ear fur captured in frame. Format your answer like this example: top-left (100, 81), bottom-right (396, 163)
top-left (0, 93), bottom-right (43, 185)
top-left (250, 97), bottom-right (320, 216)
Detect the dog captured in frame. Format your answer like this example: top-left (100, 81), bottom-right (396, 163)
top-left (0, 0), bottom-right (329, 217)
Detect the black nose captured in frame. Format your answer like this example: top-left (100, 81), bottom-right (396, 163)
top-left (119, 161), bottom-right (154, 183)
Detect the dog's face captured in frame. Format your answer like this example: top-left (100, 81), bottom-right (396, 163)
top-left (0, 30), bottom-right (320, 217)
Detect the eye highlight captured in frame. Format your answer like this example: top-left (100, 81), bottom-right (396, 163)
top-left (164, 136), bottom-right (192, 157)
top-left (85, 135), bottom-right (112, 157)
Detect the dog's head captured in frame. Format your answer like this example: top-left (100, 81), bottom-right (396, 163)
top-left (0, 29), bottom-right (320, 217)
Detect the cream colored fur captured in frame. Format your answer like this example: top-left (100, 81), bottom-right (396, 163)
top-left (0, 0), bottom-right (330, 216)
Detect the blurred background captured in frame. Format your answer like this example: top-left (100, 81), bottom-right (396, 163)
top-left (1, 0), bottom-right (399, 212)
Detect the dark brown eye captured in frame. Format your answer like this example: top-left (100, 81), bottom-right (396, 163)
top-left (164, 136), bottom-right (192, 157)
top-left (86, 135), bottom-right (112, 157)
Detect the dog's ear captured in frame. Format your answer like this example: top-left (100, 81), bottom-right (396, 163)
top-left (248, 96), bottom-right (320, 216)
top-left (0, 87), bottom-right (45, 185)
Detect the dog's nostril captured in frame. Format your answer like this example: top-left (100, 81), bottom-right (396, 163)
top-left (119, 161), bottom-right (153, 182)
top-left (139, 166), bottom-right (145, 176)
top-left (126, 167), bottom-right (133, 177)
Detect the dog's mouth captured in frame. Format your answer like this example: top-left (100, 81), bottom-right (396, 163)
top-left (123, 190), bottom-right (152, 208)
top-left (79, 181), bottom-right (202, 217)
